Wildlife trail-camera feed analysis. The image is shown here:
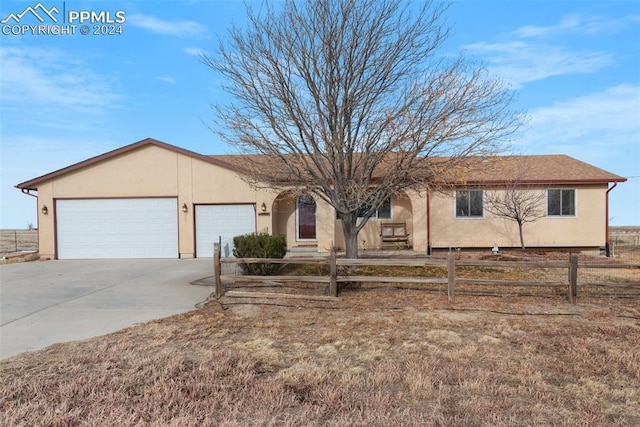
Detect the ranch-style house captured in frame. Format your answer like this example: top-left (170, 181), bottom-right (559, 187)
top-left (16, 138), bottom-right (626, 259)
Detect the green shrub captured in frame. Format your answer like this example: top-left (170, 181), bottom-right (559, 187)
top-left (233, 233), bottom-right (287, 275)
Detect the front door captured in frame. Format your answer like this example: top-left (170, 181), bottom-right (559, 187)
top-left (297, 195), bottom-right (317, 240)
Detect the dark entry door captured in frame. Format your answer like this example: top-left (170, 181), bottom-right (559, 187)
top-left (297, 196), bottom-right (316, 240)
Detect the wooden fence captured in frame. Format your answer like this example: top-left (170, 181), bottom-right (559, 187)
top-left (213, 245), bottom-right (640, 303)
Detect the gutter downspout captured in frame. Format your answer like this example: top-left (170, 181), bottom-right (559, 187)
top-left (426, 188), bottom-right (431, 255)
top-left (605, 182), bottom-right (618, 257)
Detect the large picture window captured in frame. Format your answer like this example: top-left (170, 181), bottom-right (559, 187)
top-left (547, 189), bottom-right (575, 216)
top-left (456, 189), bottom-right (483, 218)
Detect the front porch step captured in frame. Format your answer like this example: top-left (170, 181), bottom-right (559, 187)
top-left (287, 245), bottom-right (321, 258)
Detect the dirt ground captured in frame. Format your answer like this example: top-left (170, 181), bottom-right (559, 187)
top-left (1, 287), bottom-right (638, 426)
top-left (1, 242), bottom-right (638, 424)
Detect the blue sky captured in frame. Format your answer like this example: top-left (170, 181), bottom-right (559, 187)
top-left (1, 0), bottom-right (638, 229)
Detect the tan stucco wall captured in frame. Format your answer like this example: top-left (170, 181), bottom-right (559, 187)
top-left (330, 190), bottom-right (428, 253)
top-left (35, 145), bottom-right (262, 259)
top-left (36, 182), bottom-right (54, 259)
top-left (49, 145), bottom-right (180, 197)
top-left (428, 184), bottom-right (608, 249)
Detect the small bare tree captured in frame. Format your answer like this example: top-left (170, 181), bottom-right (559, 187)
top-left (203, 0), bottom-right (522, 258)
top-left (484, 181), bottom-right (546, 250)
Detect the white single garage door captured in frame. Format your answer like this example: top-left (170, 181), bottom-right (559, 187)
top-left (195, 204), bottom-right (256, 257)
top-left (56, 198), bottom-right (178, 259)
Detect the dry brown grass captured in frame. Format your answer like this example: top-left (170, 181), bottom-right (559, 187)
top-left (0, 229), bottom-right (37, 254)
top-left (1, 289), bottom-right (639, 426)
top-left (0, 229), bottom-right (38, 264)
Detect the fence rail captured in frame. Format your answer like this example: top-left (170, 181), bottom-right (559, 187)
top-left (213, 245), bottom-right (640, 303)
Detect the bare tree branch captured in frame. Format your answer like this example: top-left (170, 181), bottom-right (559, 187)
top-left (202, 0), bottom-right (523, 257)
top-left (484, 160), bottom-right (546, 249)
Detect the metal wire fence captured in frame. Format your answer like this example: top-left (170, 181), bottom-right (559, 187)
top-left (0, 230), bottom-right (38, 255)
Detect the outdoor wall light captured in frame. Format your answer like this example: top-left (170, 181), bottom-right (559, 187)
top-left (260, 202), bottom-right (267, 213)
top-left (182, 203), bottom-right (188, 213)
top-left (41, 205), bottom-right (48, 215)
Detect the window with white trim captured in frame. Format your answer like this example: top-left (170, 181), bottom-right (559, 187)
top-left (456, 189), bottom-right (483, 218)
top-left (547, 189), bottom-right (575, 217)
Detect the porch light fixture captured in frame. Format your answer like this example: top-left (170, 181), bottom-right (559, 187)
top-left (182, 203), bottom-right (188, 213)
top-left (41, 205), bottom-right (48, 215)
top-left (260, 202), bottom-right (267, 213)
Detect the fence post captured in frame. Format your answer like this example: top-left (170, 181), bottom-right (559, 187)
top-left (447, 251), bottom-right (455, 302)
top-left (213, 243), bottom-right (222, 299)
top-left (329, 247), bottom-right (338, 297)
top-left (568, 253), bottom-right (578, 304)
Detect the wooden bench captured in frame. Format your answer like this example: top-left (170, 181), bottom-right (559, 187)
top-left (380, 222), bottom-right (410, 249)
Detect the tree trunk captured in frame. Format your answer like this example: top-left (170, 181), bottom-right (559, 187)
top-left (518, 222), bottom-right (526, 250)
top-left (340, 215), bottom-right (359, 259)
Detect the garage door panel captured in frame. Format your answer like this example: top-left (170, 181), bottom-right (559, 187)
top-left (195, 205), bottom-right (256, 258)
top-left (56, 199), bottom-right (178, 259)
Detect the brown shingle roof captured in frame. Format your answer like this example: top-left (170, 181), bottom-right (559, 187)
top-left (443, 154), bottom-right (626, 184)
top-left (211, 153), bottom-right (627, 185)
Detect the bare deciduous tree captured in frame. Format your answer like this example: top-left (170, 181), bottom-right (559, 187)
top-left (203, 0), bottom-right (522, 258)
top-left (484, 182), bottom-right (546, 250)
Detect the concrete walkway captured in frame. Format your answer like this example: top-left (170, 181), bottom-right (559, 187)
top-left (0, 259), bottom-right (214, 360)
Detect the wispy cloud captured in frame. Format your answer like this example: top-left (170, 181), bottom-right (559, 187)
top-left (514, 13), bottom-right (640, 38)
top-left (464, 41), bottom-right (612, 88)
top-left (517, 84), bottom-right (640, 161)
top-left (128, 14), bottom-right (208, 38)
top-left (184, 47), bottom-right (204, 57)
top-left (0, 45), bottom-right (123, 129)
top-left (461, 13), bottom-right (638, 87)
top-left (157, 76), bottom-right (175, 84)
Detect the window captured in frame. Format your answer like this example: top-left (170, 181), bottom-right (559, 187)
top-left (357, 197), bottom-right (391, 219)
top-left (547, 189), bottom-right (575, 217)
top-left (456, 189), bottom-right (483, 218)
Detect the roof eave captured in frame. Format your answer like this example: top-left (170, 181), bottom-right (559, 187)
top-left (462, 178), bottom-right (627, 185)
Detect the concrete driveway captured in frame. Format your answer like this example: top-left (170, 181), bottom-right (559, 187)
top-left (0, 259), bottom-right (214, 360)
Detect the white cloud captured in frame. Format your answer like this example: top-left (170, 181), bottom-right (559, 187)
top-left (516, 84), bottom-right (640, 159)
top-left (514, 13), bottom-right (640, 38)
top-left (514, 13), bottom-right (581, 38)
top-left (184, 47), bottom-right (204, 57)
top-left (128, 14), bottom-right (208, 38)
top-left (157, 76), bottom-right (175, 84)
top-left (464, 41), bottom-right (613, 88)
top-left (0, 45), bottom-right (123, 128)
top-left (461, 12), bottom-right (640, 87)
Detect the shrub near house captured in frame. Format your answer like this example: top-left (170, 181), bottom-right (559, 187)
top-left (233, 233), bottom-right (287, 275)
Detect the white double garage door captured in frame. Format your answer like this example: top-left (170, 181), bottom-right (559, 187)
top-left (56, 199), bottom-right (255, 259)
